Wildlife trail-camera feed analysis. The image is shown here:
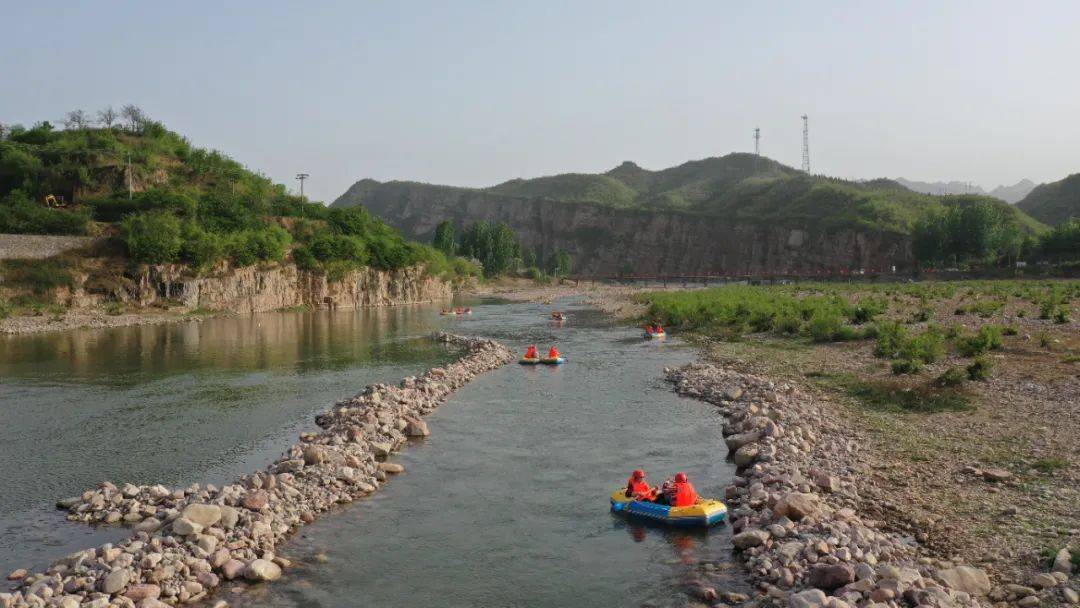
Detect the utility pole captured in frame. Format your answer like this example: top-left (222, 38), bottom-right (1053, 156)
top-left (801, 115), bottom-right (810, 174)
top-left (127, 153), bottom-right (133, 200)
top-left (295, 173), bottom-right (309, 201)
top-left (753, 127), bottom-right (761, 173)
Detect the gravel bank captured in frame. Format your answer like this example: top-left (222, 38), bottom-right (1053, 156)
top-left (2, 333), bottom-right (513, 608)
top-left (665, 362), bottom-right (1075, 608)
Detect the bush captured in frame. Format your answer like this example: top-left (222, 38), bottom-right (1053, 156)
top-left (0, 299), bottom-right (11, 319)
top-left (104, 301), bottom-right (124, 316)
top-left (849, 297), bottom-right (887, 324)
top-left (122, 212), bottom-right (182, 264)
top-left (292, 246), bottom-right (319, 271)
top-left (966, 356), bottom-right (993, 381)
top-left (937, 366), bottom-right (967, 387)
top-left (903, 325), bottom-right (946, 364)
top-left (891, 359), bottom-right (923, 375)
top-left (874, 321), bottom-right (909, 358)
top-left (179, 223), bottom-right (224, 269)
top-left (1, 259), bottom-right (76, 294)
top-left (956, 325), bottom-right (1004, 357)
top-left (0, 191), bottom-right (91, 235)
top-left (224, 226), bottom-right (291, 267)
top-left (808, 310), bottom-right (846, 342)
top-left (1053, 308), bottom-right (1070, 324)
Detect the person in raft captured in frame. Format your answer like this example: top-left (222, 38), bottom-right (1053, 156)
top-left (625, 469), bottom-right (658, 501)
top-left (654, 472), bottom-right (698, 506)
top-left (524, 345), bottom-right (539, 359)
top-left (547, 345), bottom-right (561, 359)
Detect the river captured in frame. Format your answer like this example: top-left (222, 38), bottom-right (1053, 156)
top-left (0, 298), bottom-right (743, 606)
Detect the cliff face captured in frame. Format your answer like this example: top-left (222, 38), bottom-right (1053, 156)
top-left (80, 264), bottom-right (451, 312)
top-left (339, 182), bottom-right (911, 275)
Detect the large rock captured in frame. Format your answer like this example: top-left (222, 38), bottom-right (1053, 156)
top-left (243, 490), bottom-right (269, 510)
top-left (404, 418), bottom-right (429, 437)
top-left (245, 559), bottom-right (282, 582)
top-left (100, 568), bottom-right (130, 594)
top-left (123, 584), bottom-right (161, 601)
top-left (982, 467), bottom-right (1012, 482)
top-left (1030, 573), bottom-right (1059, 590)
top-left (789, 588), bottom-right (828, 608)
top-left (774, 492), bottom-right (819, 521)
top-left (733, 444), bottom-right (760, 467)
top-left (181, 503), bottom-right (222, 528)
top-left (808, 564), bottom-right (855, 590)
top-left (302, 445), bottom-right (326, 465)
top-left (725, 431), bottom-right (761, 452)
top-left (1052, 548), bottom-right (1073, 574)
top-left (171, 517), bottom-right (202, 536)
top-left (221, 559), bottom-right (246, 580)
top-left (936, 566), bottom-right (992, 596)
top-left (219, 505), bottom-right (239, 529)
top-left (732, 529), bottom-right (769, 550)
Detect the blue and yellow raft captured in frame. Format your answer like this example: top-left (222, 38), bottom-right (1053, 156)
top-left (519, 356), bottom-right (566, 365)
top-left (609, 490), bottom-right (727, 527)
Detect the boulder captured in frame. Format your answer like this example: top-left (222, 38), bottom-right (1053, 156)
top-left (725, 431), bottom-right (761, 452)
top-left (732, 528), bottom-right (769, 550)
top-left (789, 588), bottom-right (827, 608)
top-left (100, 568), bottom-right (130, 594)
top-left (1052, 548), bottom-right (1073, 574)
top-left (244, 559), bottom-right (282, 582)
top-left (171, 517), bottom-right (202, 536)
top-left (181, 503), bottom-right (222, 528)
top-left (243, 490), bottom-right (269, 510)
top-left (221, 559), bottom-right (246, 580)
top-left (377, 462), bottom-right (405, 474)
top-left (219, 506), bottom-right (239, 530)
top-left (371, 442), bottom-right (392, 458)
top-left (123, 584), bottom-right (161, 601)
top-left (6, 569), bottom-right (27, 581)
top-left (1030, 573), bottom-right (1059, 590)
top-left (774, 492), bottom-right (819, 521)
top-left (808, 564), bottom-right (855, 590)
top-left (733, 444), bottom-right (759, 467)
top-left (302, 445), bottom-right (326, 465)
top-left (936, 566), bottom-right (992, 596)
top-left (404, 418), bottom-right (430, 437)
top-left (982, 468), bottom-right (1012, 482)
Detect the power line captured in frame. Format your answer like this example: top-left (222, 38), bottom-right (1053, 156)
top-left (801, 115), bottom-right (810, 174)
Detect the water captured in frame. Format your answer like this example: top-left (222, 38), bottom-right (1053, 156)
top-left (0, 299), bottom-right (744, 605)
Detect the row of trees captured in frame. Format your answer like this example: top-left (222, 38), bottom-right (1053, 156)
top-left (432, 220), bottom-right (572, 278)
top-left (913, 201), bottom-right (1079, 268)
top-left (0, 105), bottom-right (153, 142)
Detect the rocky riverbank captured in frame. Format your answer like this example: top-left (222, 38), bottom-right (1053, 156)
top-left (665, 363), bottom-right (1076, 608)
top-left (1, 333), bottom-right (513, 608)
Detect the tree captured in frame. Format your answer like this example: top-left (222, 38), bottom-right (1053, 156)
top-left (63, 109), bottom-right (89, 130)
top-left (432, 220), bottom-right (455, 256)
top-left (97, 106), bottom-right (118, 129)
top-left (121, 212), bottom-right (182, 263)
top-left (547, 250), bottom-right (572, 277)
top-left (912, 211), bottom-right (949, 267)
top-left (121, 104), bottom-right (146, 132)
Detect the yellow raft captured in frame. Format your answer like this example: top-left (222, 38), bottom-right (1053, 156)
top-left (609, 489), bottom-right (727, 527)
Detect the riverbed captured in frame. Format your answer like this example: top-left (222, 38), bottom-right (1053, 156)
top-left (0, 298), bottom-right (741, 605)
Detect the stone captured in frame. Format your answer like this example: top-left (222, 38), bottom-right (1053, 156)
top-left (137, 600), bottom-right (171, 608)
top-left (774, 492), bottom-right (819, 521)
top-left (371, 442), bottom-right (392, 458)
top-left (404, 418), bottom-right (429, 437)
top-left (6, 569), bottom-right (27, 581)
top-left (1017, 596), bottom-right (1040, 607)
top-left (243, 490), bottom-right (269, 510)
top-left (244, 559), bottom-right (282, 582)
top-left (725, 431), bottom-right (761, 452)
top-left (1062, 587), bottom-right (1079, 604)
top-left (197, 535), bottom-right (219, 553)
top-left (134, 517), bottom-right (161, 533)
top-left (377, 462), bottom-right (405, 474)
top-left (123, 584), bottom-right (161, 601)
top-left (101, 568), bottom-right (130, 594)
top-left (733, 444), bottom-right (759, 467)
top-left (808, 564), bottom-right (855, 590)
top-left (219, 506), bottom-right (239, 529)
top-left (1053, 548), bottom-right (1073, 574)
top-left (788, 588), bottom-right (827, 608)
top-left (1030, 573), bottom-right (1059, 589)
top-left (171, 517), bottom-right (203, 536)
top-left (182, 503), bottom-right (222, 527)
top-left (302, 446), bottom-right (325, 465)
top-left (58, 597), bottom-right (80, 608)
top-left (813, 471), bottom-right (839, 493)
top-left (221, 559), bottom-right (246, 580)
top-left (723, 386), bottom-right (744, 401)
top-left (210, 549), bottom-right (231, 569)
top-left (936, 566), bottom-right (992, 596)
top-left (732, 529), bottom-right (770, 549)
top-left (982, 468), bottom-right (1012, 482)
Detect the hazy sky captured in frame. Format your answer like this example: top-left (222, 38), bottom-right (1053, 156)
top-left (3, 1), bottom-right (1078, 202)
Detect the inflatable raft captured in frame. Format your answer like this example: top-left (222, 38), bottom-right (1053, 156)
top-left (609, 490), bottom-right (726, 527)
top-left (519, 356), bottom-right (565, 365)
top-left (519, 357), bottom-right (541, 365)
top-left (644, 330), bottom-right (666, 339)
top-left (541, 356), bottom-right (565, 365)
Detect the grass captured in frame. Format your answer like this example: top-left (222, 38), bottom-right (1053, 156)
top-left (0, 259), bottom-right (76, 294)
top-left (1031, 458), bottom-right (1067, 474)
top-left (805, 370), bottom-right (972, 413)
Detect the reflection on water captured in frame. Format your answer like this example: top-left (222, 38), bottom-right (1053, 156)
top-left (0, 305), bottom-right (459, 572)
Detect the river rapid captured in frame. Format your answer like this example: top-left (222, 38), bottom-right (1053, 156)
top-left (0, 298), bottom-right (743, 606)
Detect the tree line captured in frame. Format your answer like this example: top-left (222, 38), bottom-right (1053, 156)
top-left (432, 220), bottom-right (571, 279)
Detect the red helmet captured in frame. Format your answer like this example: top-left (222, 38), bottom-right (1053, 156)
top-left (632, 469), bottom-right (645, 479)
top-left (674, 472), bottom-right (688, 483)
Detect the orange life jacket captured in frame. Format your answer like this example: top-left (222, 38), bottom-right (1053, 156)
top-left (626, 478), bottom-right (651, 498)
top-left (672, 481), bottom-right (699, 507)
top-left (524, 346), bottom-right (538, 359)
top-left (547, 347), bottom-right (560, 358)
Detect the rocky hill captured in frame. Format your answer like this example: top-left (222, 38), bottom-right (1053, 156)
top-left (1017, 173), bottom-right (1080, 225)
top-left (895, 177), bottom-right (1036, 203)
top-left (332, 155), bottom-right (1041, 276)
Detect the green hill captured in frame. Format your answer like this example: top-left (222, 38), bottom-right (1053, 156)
top-left (0, 112), bottom-right (471, 279)
top-left (1017, 173), bottom-right (1080, 225)
top-left (336, 153), bottom-right (1043, 237)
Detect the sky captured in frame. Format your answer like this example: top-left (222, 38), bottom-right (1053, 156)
top-left (2, 0), bottom-right (1079, 203)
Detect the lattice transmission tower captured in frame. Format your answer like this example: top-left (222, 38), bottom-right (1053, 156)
top-left (753, 127), bottom-right (761, 172)
top-left (801, 115), bottom-right (810, 174)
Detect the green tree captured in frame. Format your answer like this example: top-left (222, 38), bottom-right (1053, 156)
top-left (547, 250), bottom-right (572, 277)
top-left (122, 212), bottom-right (182, 263)
top-left (912, 211), bottom-right (949, 266)
top-left (433, 220), bottom-right (456, 256)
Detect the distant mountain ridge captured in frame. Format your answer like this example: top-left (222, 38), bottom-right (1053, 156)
top-left (895, 177), bottom-right (1036, 203)
top-left (331, 154), bottom-right (1043, 276)
top-left (1017, 173), bottom-right (1080, 225)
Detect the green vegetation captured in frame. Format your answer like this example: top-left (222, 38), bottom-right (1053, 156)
top-left (807, 371), bottom-right (972, 413)
top-left (966, 356), bottom-right (994, 381)
top-left (1017, 173), bottom-right (1080, 226)
top-left (429, 219), bottom-right (571, 279)
top-left (955, 326), bottom-right (1004, 357)
top-left (0, 108), bottom-right (475, 282)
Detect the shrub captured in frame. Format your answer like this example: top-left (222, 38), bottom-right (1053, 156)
top-left (874, 321), bottom-right (909, 359)
top-left (849, 297), bottom-right (887, 324)
top-left (903, 325), bottom-right (946, 364)
top-left (937, 366), bottom-right (967, 387)
top-left (122, 211), bottom-right (182, 264)
top-left (0, 191), bottom-right (91, 235)
top-left (292, 246), bottom-right (319, 271)
top-left (1054, 308), bottom-right (1070, 324)
top-left (1, 259), bottom-right (76, 294)
top-left (0, 299), bottom-right (11, 319)
top-left (224, 226), bottom-right (291, 267)
top-left (179, 223), bottom-right (225, 269)
top-left (966, 356), bottom-right (993, 380)
top-left (891, 359), bottom-right (923, 375)
top-left (104, 301), bottom-right (125, 316)
top-left (1003, 325), bottom-right (1018, 336)
top-left (956, 325), bottom-right (1004, 357)
top-left (808, 310), bottom-right (846, 342)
